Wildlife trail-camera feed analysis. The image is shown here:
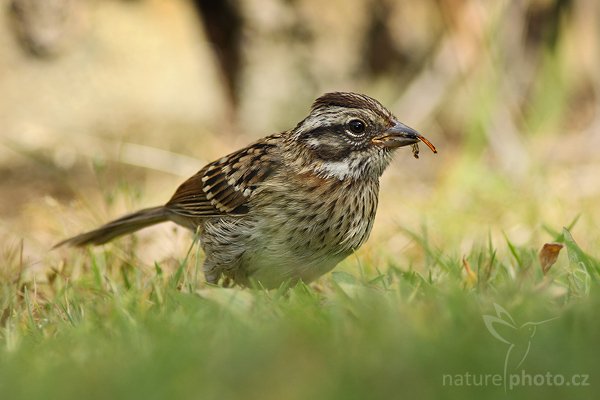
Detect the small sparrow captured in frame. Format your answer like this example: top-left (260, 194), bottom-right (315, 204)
top-left (57, 92), bottom-right (437, 288)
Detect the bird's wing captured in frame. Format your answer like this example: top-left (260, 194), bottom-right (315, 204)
top-left (165, 134), bottom-right (281, 218)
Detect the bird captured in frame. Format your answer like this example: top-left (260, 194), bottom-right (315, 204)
top-left (56, 92), bottom-right (437, 288)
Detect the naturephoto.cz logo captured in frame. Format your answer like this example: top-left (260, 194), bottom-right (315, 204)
top-left (441, 304), bottom-right (590, 391)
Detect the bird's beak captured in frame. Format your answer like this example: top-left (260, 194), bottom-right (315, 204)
top-left (372, 122), bottom-right (422, 149)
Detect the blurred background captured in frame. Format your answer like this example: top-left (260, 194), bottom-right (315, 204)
top-left (1, 0), bottom-right (599, 277)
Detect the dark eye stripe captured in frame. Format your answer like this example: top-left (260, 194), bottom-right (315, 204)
top-left (299, 124), bottom-right (345, 140)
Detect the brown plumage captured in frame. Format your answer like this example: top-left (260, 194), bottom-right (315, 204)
top-left (57, 92), bottom-right (436, 288)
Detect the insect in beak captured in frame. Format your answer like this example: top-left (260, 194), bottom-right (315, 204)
top-left (372, 122), bottom-right (437, 158)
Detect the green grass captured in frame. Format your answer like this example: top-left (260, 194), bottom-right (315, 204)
top-left (1, 224), bottom-right (599, 400)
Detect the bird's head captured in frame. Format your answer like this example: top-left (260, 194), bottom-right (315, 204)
top-left (287, 92), bottom-right (435, 180)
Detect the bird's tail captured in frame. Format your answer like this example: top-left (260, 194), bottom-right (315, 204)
top-left (54, 206), bottom-right (169, 247)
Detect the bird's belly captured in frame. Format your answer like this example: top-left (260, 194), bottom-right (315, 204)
top-left (244, 247), bottom-right (346, 289)
top-left (237, 209), bottom-right (371, 287)
top-left (201, 178), bottom-right (378, 288)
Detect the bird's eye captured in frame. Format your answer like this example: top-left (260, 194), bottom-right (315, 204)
top-left (347, 119), bottom-right (366, 135)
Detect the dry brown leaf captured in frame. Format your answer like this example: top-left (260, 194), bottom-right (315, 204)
top-left (539, 242), bottom-right (564, 275)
